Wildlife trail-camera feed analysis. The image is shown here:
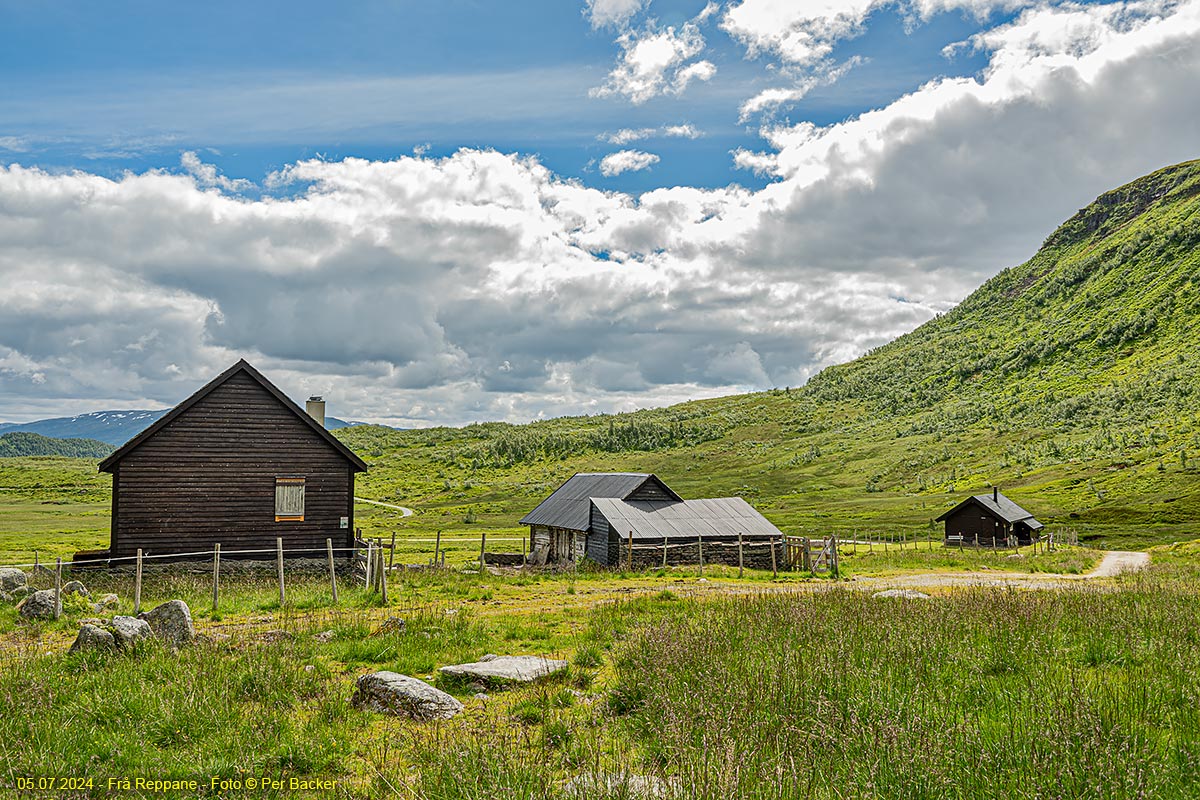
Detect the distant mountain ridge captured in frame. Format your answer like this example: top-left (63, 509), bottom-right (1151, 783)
top-left (0, 409), bottom-right (371, 447)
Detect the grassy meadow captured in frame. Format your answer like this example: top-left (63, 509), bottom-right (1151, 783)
top-left (1, 556), bottom-right (1199, 798)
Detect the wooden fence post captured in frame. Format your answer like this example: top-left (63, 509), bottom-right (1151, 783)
top-left (627, 530), bottom-right (634, 571)
top-left (379, 547), bottom-right (388, 605)
top-left (326, 538), bottom-right (338, 605)
top-left (697, 534), bottom-right (704, 577)
top-left (276, 537), bottom-right (285, 606)
top-left (134, 548), bottom-right (143, 615)
top-left (33, 551), bottom-right (39, 575)
top-left (831, 536), bottom-right (840, 579)
top-left (478, 531), bottom-right (487, 573)
top-left (770, 535), bottom-right (778, 578)
top-left (434, 529), bottom-right (443, 567)
top-left (212, 543), bottom-right (221, 613)
top-left (54, 557), bottom-right (62, 620)
top-left (365, 540), bottom-right (374, 589)
top-left (662, 536), bottom-right (668, 569)
top-left (737, 531), bottom-right (744, 579)
top-left (802, 537), bottom-right (811, 572)
top-left (388, 531), bottom-right (396, 569)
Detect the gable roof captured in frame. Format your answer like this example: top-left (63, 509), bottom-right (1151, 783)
top-left (935, 490), bottom-right (1043, 530)
top-left (590, 496), bottom-right (782, 540)
top-left (98, 359), bottom-right (368, 473)
top-left (519, 472), bottom-right (682, 531)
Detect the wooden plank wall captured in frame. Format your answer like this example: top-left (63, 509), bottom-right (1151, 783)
top-left (111, 371), bottom-right (354, 559)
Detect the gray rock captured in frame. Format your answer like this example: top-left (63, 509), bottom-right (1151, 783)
top-left (61, 580), bottom-right (88, 597)
top-left (478, 653), bottom-right (500, 662)
top-left (872, 589), bottom-right (932, 600)
top-left (17, 589), bottom-right (58, 620)
top-left (68, 623), bottom-right (115, 654)
top-left (371, 617), bottom-right (406, 636)
top-left (439, 655), bottom-right (569, 687)
top-left (137, 599), bottom-right (194, 646)
top-left (0, 567), bottom-right (27, 592)
top-left (96, 593), bottom-right (119, 609)
top-left (313, 630), bottom-right (336, 643)
top-left (352, 671), bottom-right (464, 721)
top-left (564, 773), bottom-right (671, 799)
top-left (111, 616), bottom-right (152, 648)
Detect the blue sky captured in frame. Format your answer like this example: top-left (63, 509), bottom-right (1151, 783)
top-left (1, 0), bottom-right (1198, 425)
top-left (1, 0), bottom-right (996, 193)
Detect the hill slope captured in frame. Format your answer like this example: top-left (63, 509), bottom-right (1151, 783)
top-left (337, 160), bottom-right (1200, 550)
top-left (0, 432), bottom-right (114, 459)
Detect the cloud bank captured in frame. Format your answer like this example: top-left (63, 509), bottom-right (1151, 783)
top-left (1, 0), bottom-right (1199, 426)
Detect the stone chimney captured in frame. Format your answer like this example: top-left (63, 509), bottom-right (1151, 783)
top-left (306, 396), bottom-right (326, 428)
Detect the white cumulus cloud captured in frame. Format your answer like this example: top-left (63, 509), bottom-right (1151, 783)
top-left (600, 149), bottom-right (662, 175)
top-left (591, 20), bottom-right (714, 104)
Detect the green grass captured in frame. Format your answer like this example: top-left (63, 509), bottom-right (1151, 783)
top-left (1, 550), bottom-right (1198, 797)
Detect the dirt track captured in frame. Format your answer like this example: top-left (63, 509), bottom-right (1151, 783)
top-left (856, 550), bottom-right (1151, 591)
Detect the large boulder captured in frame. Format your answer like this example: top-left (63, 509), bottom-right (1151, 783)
top-left (438, 655), bottom-right (568, 687)
top-left (111, 616), bottom-right (153, 649)
top-left (352, 671), bottom-right (464, 721)
top-left (68, 623), bottom-right (115, 654)
top-left (137, 600), bottom-right (194, 646)
top-left (61, 580), bottom-right (89, 598)
top-left (17, 589), bottom-right (58, 620)
top-left (0, 567), bottom-right (27, 592)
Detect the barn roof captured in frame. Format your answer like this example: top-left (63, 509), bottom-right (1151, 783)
top-left (98, 359), bottom-right (368, 474)
top-left (935, 491), bottom-right (1043, 530)
top-left (590, 496), bottom-right (783, 540)
top-left (518, 472), bottom-right (682, 531)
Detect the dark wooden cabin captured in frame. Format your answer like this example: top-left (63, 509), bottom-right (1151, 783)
top-left (936, 488), bottom-right (1044, 546)
top-left (519, 472), bottom-right (782, 567)
top-left (98, 359), bottom-right (367, 561)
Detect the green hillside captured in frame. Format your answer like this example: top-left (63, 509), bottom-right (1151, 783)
top-left (337, 160), bottom-right (1200, 551)
top-left (0, 431), bottom-right (114, 459)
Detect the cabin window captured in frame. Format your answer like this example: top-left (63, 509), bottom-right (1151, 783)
top-left (275, 477), bottom-right (305, 522)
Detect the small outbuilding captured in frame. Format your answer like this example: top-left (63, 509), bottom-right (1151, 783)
top-left (519, 472), bottom-right (783, 568)
top-left (98, 359), bottom-right (367, 562)
top-left (936, 488), bottom-right (1044, 546)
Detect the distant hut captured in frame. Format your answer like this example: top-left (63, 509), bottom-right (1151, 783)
top-left (936, 487), bottom-right (1044, 546)
top-left (97, 359), bottom-right (367, 562)
top-left (519, 472), bottom-right (783, 567)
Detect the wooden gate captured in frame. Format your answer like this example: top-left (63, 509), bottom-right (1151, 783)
top-left (784, 535), bottom-right (840, 577)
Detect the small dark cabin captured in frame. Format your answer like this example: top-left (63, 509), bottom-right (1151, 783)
top-left (936, 488), bottom-right (1044, 546)
top-left (98, 359), bottom-right (367, 561)
top-left (520, 472), bottom-right (783, 567)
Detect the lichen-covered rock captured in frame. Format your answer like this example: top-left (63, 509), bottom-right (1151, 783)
top-left (137, 599), bottom-right (194, 646)
top-left (439, 655), bottom-right (568, 687)
top-left (872, 589), bottom-right (932, 600)
top-left (61, 580), bottom-right (89, 597)
top-left (95, 593), bottom-right (119, 609)
top-left (0, 567), bottom-right (27, 592)
top-left (17, 589), bottom-right (58, 620)
top-left (111, 615), bottom-right (152, 648)
top-left (564, 773), bottom-right (671, 799)
top-left (352, 671), bottom-right (464, 721)
top-left (69, 623), bottom-right (115, 654)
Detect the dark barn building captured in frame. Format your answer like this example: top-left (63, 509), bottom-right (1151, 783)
top-left (98, 360), bottom-right (367, 561)
top-left (520, 472), bottom-right (783, 567)
top-left (937, 488), bottom-right (1044, 546)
